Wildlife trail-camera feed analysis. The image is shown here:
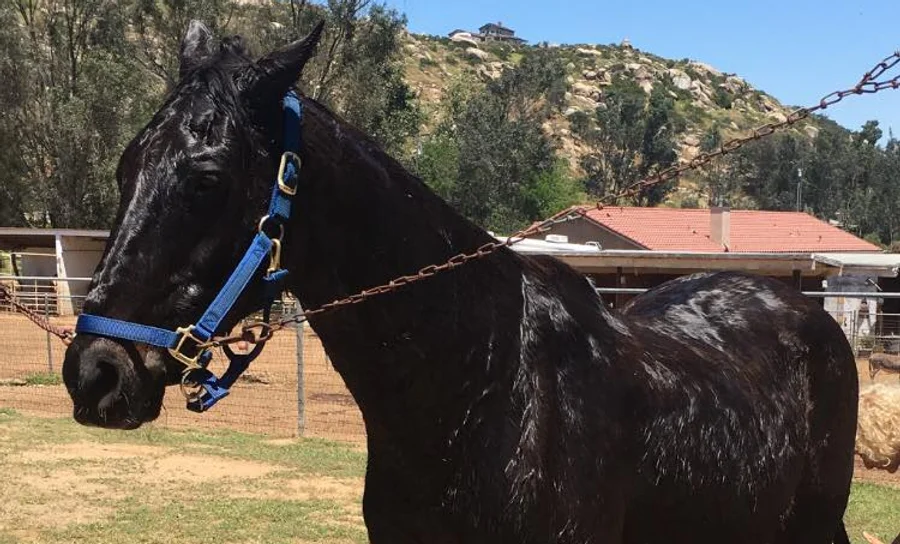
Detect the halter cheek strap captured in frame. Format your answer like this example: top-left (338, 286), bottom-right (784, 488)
top-left (75, 91), bottom-right (303, 413)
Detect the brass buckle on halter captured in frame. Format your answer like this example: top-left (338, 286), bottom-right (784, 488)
top-left (267, 238), bottom-right (282, 274)
top-left (277, 151), bottom-right (301, 196)
top-left (168, 325), bottom-right (205, 368)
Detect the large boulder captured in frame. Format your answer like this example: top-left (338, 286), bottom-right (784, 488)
top-left (576, 47), bottom-right (603, 57)
top-left (625, 62), bottom-right (652, 81)
top-left (476, 64), bottom-right (502, 81)
top-left (769, 111), bottom-right (788, 123)
top-left (571, 94), bottom-right (599, 110)
top-left (465, 47), bottom-right (490, 61)
top-left (596, 70), bottom-right (613, 86)
top-left (689, 60), bottom-right (723, 77)
top-left (666, 69), bottom-right (692, 91)
top-left (572, 82), bottom-right (602, 102)
top-left (722, 75), bottom-right (748, 94)
top-left (689, 79), bottom-right (713, 104)
top-left (450, 32), bottom-right (480, 47)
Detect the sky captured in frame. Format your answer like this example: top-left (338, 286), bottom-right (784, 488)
top-left (381, 0), bottom-right (900, 142)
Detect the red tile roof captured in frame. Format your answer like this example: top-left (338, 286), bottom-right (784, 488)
top-left (575, 206), bottom-right (881, 253)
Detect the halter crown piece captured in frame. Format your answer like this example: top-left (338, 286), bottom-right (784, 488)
top-left (75, 91), bottom-right (303, 412)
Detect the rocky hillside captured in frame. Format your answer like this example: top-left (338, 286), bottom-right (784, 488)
top-left (400, 32), bottom-right (824, 186)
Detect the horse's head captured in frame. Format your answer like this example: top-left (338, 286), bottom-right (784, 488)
top-left (62, 21), bottom-right (323, 428)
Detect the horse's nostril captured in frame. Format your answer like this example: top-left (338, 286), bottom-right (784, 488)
top-left (82, 359), bottom-right (122, 409)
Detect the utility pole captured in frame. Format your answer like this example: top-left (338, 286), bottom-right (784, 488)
top-left (796, 166), bottom-right (803, 212)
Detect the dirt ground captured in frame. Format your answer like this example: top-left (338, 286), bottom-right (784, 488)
top-left (2, 313), bottom-right (900, 486)
top-left (0, 412), bottom-right (368, 543)
top-left (0, 412), bottom-right (897, 544)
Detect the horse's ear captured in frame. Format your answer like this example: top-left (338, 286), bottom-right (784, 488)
top-left (243, 21), bottom-right (325, 100)
top-left (180, 20), bottom-right (215, 79)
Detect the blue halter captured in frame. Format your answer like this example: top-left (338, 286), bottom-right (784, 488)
top-left (75, 91), bottom-right (303, 413)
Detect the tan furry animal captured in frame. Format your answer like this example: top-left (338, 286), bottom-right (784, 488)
top-left (856, 384), bottom-right (900, 472)
top-left (869, 352), bottom-right (900, 381)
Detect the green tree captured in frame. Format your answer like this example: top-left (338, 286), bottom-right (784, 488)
top-left (1, 0), bottom-right (155, 228)
top-left (417, 51), bottom-right (577, 233)
top-left (697, 124), bottom-right (731, 206)
top-left (0, 0), bottom-right (421, 228)
top-left (719, 118), bottom-right (900, 245)
top-left (239, 1), bottom-right (420, 157)
top-left (581, 77), bottom-right (681, 205)
top-left (130, 0), bottom-right (232, 89)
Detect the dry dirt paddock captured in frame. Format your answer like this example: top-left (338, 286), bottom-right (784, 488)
top-left (0, 410), bottom-right (369, 543)
top-left (0, 411), bottom-right (898, 544)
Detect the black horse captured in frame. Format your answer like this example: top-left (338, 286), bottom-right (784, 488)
top-left (63, 22), bottom-right (859, 543)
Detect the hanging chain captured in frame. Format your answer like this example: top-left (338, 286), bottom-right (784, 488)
top-left (7, 52), bottom-right (900, 349)
top-left (198, 49), bottom-right (900, 350)
top-left (0, 282), bottom-right (74, 345)
top-left (190, 50), bottom-right (900, 349)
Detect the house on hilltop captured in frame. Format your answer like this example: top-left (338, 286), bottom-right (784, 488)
top-left (478, 22), bottom-right (524, 43)
top-left (449, 22), bottom-right (525, 45)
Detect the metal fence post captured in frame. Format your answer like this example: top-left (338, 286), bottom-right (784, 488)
top-left (44, 293), bottom-right (53, 373)
top-left (295, 308), bottom-right (306, 437)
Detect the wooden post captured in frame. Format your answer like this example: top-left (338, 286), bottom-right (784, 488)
top-left (45, 294), bottom-right (53, 373)
top-left (295, 314), bottom-right (306, 437)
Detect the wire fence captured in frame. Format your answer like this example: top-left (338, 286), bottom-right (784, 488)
top-left (0, 282), bottom-right (895, 444)
top-left (0, 295), bottom-right (366, 443)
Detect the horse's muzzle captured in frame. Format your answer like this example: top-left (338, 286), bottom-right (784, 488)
top-left (62, 334), bottom-right (162, 429)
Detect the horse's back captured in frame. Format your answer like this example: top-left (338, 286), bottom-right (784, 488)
top-left (620, 271), bottom-right (857, 543)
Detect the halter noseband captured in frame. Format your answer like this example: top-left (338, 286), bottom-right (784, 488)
top-left (75, 91), bottom-right (303, 413)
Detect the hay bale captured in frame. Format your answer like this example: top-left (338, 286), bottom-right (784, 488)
top-left (856, 383), bottom-right (900, 472)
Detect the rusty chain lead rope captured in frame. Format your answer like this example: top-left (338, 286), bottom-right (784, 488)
top-left (201, 50), bottom-right (900, 349)
top-left (0, 282), bottom-right (74, 345)
top-left (7, 52), bottom-right (900, 349)
top-left (194, 49), bottom-right (900, 350)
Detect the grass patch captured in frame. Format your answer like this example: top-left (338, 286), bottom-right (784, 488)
top-left (0, 413), bottom-right (368, 543)
top-left (0, 413), bottom-right (366, 478)
top-left (23, 372), bottom-right (63, 386)
top-left (845, 482), bottom-right (900, 543)
top-left (50, 497), bottom-right (366, 544)
top-left (0, 412), bottom-right (898, 543)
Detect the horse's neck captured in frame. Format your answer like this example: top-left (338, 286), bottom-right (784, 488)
top-left (284, 101), bottom-right (525, 450)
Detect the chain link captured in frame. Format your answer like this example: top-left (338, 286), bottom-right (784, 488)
top-left (9, 52), bottom-right (900, 349)
top-left (198, 50), bottom-right (900, 350)
top-left (0, 282), bottom-right (74, 345)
